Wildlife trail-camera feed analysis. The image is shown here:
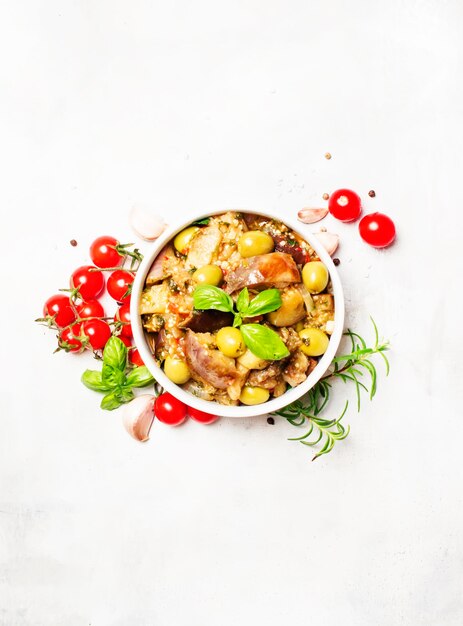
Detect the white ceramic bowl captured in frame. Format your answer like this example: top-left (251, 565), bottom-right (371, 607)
top-left (131, 209), bottom-right (344, 417)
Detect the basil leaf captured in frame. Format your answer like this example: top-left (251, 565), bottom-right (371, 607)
top-left (193, 285), bottom-right (234, 313)
top-left (81, 370), bottom-right (113, 392)
top-left (100, 390), bottom-right (124, 411)
top-left (232, 313), bottom-right (243, 328)
top-left (102, 364), bottom-right (126, 387)
top-left (240, 324), bottom-right (290, 360)
top-left (103, 336), bottom-right (127, 371)
top-left (192, 217), bottom-right (210, 226)
top-left (119, 386), bottom-right (135, 403)
top-left (244, 289), bottom-right (282, 317)
top-left (126, 366), bottom-right (154, 388)
top-left (236, 288), bottom-right (250, 313)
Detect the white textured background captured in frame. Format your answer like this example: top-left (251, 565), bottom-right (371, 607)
top-left (1, 1), bottom-right (463, 625)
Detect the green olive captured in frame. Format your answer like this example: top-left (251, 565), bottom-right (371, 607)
top-left (302, 261), bottom-right (329, 294)
top-left (193, 264), bottom-right (223, 286)
top-left (216, 327), bottom-right (246, 358)
top-left (238, 231), bottom-right (274, 258)
top-left (174, 226), bottom-right (200, 254)
top-left (164, 356), bottom-right (191, 384)
top-left (240, 386), bottom-right (270, 405)
top-left (298, 328), bottom-right (329, 356)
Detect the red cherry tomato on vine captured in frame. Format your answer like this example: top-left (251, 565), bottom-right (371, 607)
top-left (115, 303), bottom-right (132, 338)
top-left (359, 212), bottom-right (396, 248)
top-left (188, 407), bottom-right (219, 425)
top-left (70, 265), bottom-right (105, 300)
top-left (59, 323), bottom-right (83, 353)
top-left (107, 270), bottom-right (134, 303)
top-left (82, 319), bottom-right (112, 350)
top-left (129, 348), bottom-right (145, 367)
top-left (155, 393), bottom-right (187, 426)
top-left (89, 236), bottom-right (124, 269)
top-left (43, 294), bottom-right (76, 328)
top-left (76, 300), bottom-right (105, 319)
top-left (119, 336), bottom-right (132, 348)
top-left (328, 188), bottom-right (362, 222)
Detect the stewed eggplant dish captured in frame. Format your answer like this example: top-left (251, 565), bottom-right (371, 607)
top-left (139, 212), bottom-right (335, 406)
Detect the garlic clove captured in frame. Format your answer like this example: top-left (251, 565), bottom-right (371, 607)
top-left (298, 207), bottom-right (329, 224)
top-left (129, 204), bottom-right (167, 241)
top-left (314, 231), bottom-right (340, 256)
top-left (122, 394), bottom-right (155, 442)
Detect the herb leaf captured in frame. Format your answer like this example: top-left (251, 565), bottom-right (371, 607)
top-left (243, 289), bottom-right (282, 317)
top-left (102, 364), bottom-right (126, 387)
top-left (236, 288), bottom-right (250, 313)
top-left (193, 285), bottom-right (234, 313)
top-left (81, 370), bottom-right (113, 392)
top-left (240, 324), bottom-right (289, 360)
top-left (103, 336), bottom-right (127, 371)
top-left (119, 386), bottom-right (135, 403)
top-left (100, 390), bottom-right (124, 411)
top-left (192, 217), bottom-right (210, 226)
top-left (126, 366), bottom-right (154, 388)
top-left (274, 317), bottom-right (390, 461)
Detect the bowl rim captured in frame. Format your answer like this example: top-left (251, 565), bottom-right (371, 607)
top-left (131, 208), bottom-right (344, 418)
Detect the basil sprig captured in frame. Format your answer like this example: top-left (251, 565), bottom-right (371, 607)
top-left (193, 285), bottom-right (289, 360)
top-left (81, 336), bottom-right (154, 410)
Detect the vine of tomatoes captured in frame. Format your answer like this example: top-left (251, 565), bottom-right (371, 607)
top-left (36, 236), bottom-right (143, 356)
top-left (36, 236), bottom-right (220, 429)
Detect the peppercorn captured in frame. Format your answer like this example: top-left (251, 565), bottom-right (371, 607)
top-left (333, 258), bottom-right (341, 266)
top-left (368, 190), bottom-right (376, 197)
top-left (70, 239), bottom-right (78, 247)
top-left (267, 417), bottom-right (275, 425)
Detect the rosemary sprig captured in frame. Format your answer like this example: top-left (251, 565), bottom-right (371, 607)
top-left (330, 317), bottom-right (390, 411)
top-left (274, 317), bottom-right (390, 461)
top-left (277, 400), bottom-right (350, 461)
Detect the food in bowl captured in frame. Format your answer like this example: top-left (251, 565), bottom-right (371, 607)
top-left (138, 211), bottom-right (335, 406)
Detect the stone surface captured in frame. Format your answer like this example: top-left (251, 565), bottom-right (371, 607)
top-left (1, 1), bottom-right (462, 624)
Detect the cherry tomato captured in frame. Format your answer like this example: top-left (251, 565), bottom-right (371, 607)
top-left (59, 323), bottom-right (84, 353)
top-left (43, 294), bottom-right (76, 328)
top-left (82, 319), bottom-right (112, 350)
top-left (328, 189), bottom-right (362, 222)
top-left (89, 236), bottom-right (123, 269)
top-left (154, 392), bottom-right (187, 426)
top-left (359, 212), bottom-right (396, 248)
top-left (188, 407), bottom-right (219, 425)
top-left (107, 270), bottom-right (134, 303)
top-left (70, 265), bottom-right (105, 300)
top-left (76, 300), bottom-right (105, 319)
top-left (129, 348), bottom-right (145, 367)
top-left (119, 336), bottom-right (132, 348)
top-left (115, 303), bottom-right (132, 338)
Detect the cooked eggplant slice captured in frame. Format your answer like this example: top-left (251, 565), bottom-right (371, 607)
top-left (224, 252), bottom-right (301, 294)
top-left (140, 283), bottom-right (170, 315)
top-left (184, 330), bottom-right (238, 389)
top-left (146, 244), bottom-right (176, 285)
top-left (185, 224), bottom-right (222, 270)
top-left (179, 310), bottom-right (234, 333)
